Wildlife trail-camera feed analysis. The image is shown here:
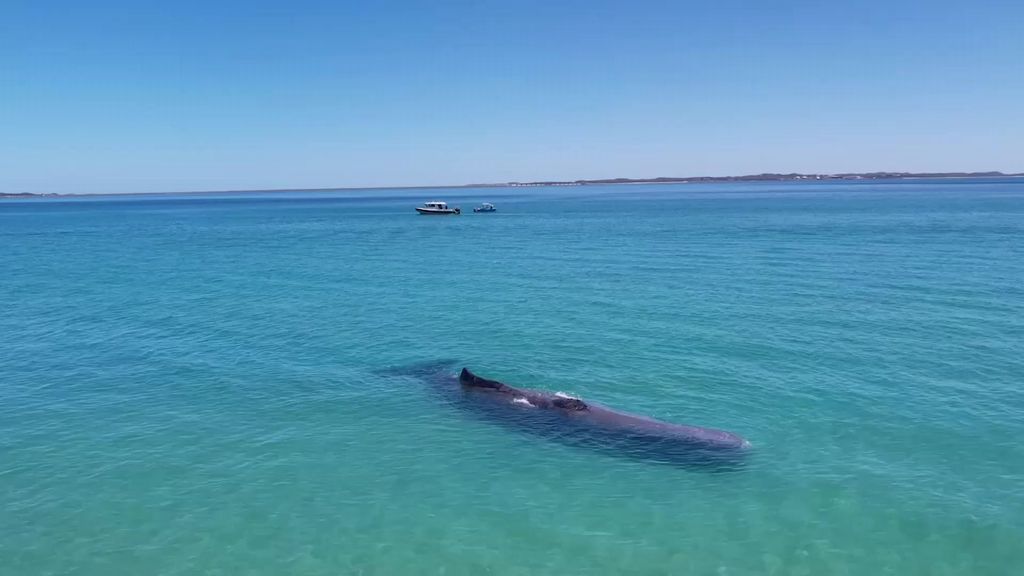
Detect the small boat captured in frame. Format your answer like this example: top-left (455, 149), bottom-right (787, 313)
top-left (473, 202), bottom-right (496, 213)
top-left (416, 201), bottom-right (461, 215)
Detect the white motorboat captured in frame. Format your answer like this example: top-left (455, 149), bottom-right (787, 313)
top-left (416, 201), bottom-right (461, 215)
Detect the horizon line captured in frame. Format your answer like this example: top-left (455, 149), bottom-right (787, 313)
top-left (3, 170), bottom-right (1022, 198)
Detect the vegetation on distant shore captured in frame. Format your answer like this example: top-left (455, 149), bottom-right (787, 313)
top-left (494, 171), bottom-right (1020, 187)
top-left (2, 172), bottom-right (1020, 198)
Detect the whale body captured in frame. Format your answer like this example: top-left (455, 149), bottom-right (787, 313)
top-left (457, 368), bottom-right (750, 467)
top-left (381, 361), bottom-right (751, 469)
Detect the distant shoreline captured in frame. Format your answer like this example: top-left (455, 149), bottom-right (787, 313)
top-left (2, 171), bottom-right (1021, 199)
top-left (495, 171), bottom-right (1023, 187)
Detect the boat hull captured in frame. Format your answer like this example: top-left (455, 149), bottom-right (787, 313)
top-left (416, 208), bottom-right (460, 215)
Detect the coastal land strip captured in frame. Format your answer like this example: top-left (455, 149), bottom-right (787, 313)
top-left (2, 171), bottom-right (1021, 199)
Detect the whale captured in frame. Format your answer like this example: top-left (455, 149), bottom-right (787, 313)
top-left (380, 360), bottom-right (751, 469)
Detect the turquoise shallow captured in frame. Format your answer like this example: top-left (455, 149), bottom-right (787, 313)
top-left (2, 179), bottom-right (1023, 575)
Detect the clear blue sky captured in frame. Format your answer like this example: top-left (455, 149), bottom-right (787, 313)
top-left (2, 0), bottom-right (1022, 194)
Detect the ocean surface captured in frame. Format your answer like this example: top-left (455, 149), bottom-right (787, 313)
top-left (2, 179), bottom-right (1023, 575)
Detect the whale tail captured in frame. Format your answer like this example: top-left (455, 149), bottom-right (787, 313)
top-left (375, 359), bottom-right (458, 378)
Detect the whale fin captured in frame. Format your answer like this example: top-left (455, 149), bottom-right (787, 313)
top-left (459, 368), bottom-right (505, 390)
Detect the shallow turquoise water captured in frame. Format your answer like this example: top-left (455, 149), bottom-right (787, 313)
top-left (2, 180), bottom-right (1023, 575)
